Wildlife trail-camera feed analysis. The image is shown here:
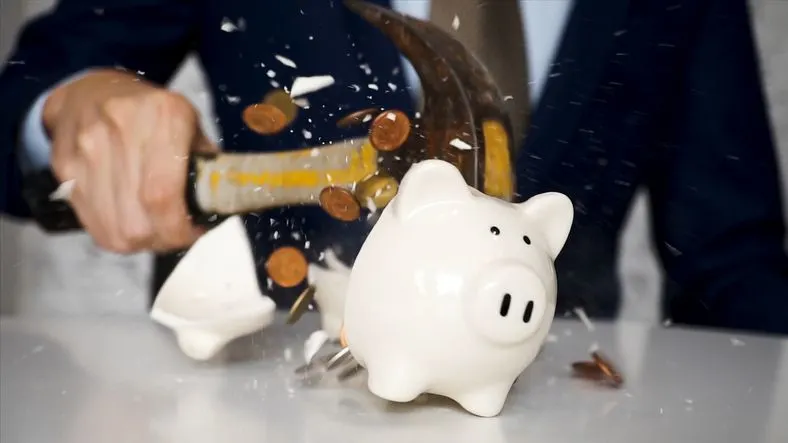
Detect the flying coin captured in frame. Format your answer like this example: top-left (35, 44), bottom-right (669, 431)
top-left (263, 88), bottom-right (299, 124)
top-left (369, 110), bottom-right (411, 151)
top-left (591, 351), bottom-right (624, 388)
top-left (336, 108), bottom-right (380, 128)
top-left (265, 246), bottom-right (308, 288)
top-left (319, 186), bottom-right (362, 222)
top-left (287, 285), bottom-right (316, 325)
top-left (242, 103), bottom-right (288, 135)
top-left (354, 173), bottom-right (399, 209)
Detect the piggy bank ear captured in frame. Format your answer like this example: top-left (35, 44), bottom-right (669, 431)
top-left (518, 192), bottom-right (574, 259)
top-left (392, 159), bottom-right (471, 219)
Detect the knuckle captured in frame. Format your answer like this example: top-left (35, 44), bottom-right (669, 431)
top-left (75, 124), bottom-right (107, 160)
top-left (119, 221), bottom-right (153, 247)
top-left (101, 96), bottom-right (132, 119)
top-left (153, 91), bottom-right (195, 121)
top-left (141, 182), bottom-right (178, 211)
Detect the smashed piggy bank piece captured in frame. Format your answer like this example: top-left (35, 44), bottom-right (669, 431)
top-left (343, 159), bottom-right (574, 417)
top-left (151, 216), bottom-right (276, 361)
top-left (307, 249), bottom-right (351, 340)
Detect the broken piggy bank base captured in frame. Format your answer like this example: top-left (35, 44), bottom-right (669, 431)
top-left (343, 160), bottom-right (574, 417)
top-left (150, 216), bottom-right (276, 361)
top-left (150, 215), bottom-right (351, 360)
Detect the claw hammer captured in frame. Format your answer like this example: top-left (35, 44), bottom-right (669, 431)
top-left (23, 0), bottom-right (517, 232)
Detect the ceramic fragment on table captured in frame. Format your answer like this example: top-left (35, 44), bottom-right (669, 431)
top-left (150, 216), bottom-right (276, 361)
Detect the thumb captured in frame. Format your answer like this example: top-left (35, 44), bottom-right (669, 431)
top-left (190, 128), bottom-right (220, 154)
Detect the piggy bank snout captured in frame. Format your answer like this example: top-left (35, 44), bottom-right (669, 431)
top-left (464, 263), bottom-right (548, 346)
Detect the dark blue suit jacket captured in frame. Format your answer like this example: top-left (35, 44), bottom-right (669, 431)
top-left (2, 0), bottom-right (787, 334)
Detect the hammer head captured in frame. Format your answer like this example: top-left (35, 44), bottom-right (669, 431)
top-left (345, 0), bottom-right (516, 201)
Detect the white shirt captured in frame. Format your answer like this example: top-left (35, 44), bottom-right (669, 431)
top-left (19, 0), bottom-right (573, 171)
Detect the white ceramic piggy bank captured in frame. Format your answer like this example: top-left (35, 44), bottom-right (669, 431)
top-left (343, 159), bottom-right (574, 417)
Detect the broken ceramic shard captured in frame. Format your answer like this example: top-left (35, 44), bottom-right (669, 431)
top-left (49, 179), bottom-right (76, 201)
top-left (343, 159), bottom-right (574, 417)
top-left (151, 216), bottom-right (275, 361)
top-left (308, 248), bottom-right (351, 340)
top-left (289, 75), bottom-right (335, 98)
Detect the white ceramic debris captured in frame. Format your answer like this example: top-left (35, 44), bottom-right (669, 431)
top-left (308, 249), bottom-right (351, 340)
top-left (343, 159), bottom-right (574, 417)
top-left (151, 216), bottom-right (276, 361)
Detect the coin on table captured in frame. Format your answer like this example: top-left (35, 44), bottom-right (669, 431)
top-left (369, 110), bottom-right (411, 151)
top-left (319, 186), bottom-right (362, 222)
top-left (354, 173), bottom-right (399, 209)
top-left (336, 108), bottom-right (380, 128)
top-left (265, 246), bottom-right (308, 288)
top-left (591, 351), bottom-right (624, 388)
top-left (339, 325), bottom-right (348, 348)
top-left (242, 103), bottom-right (288, 135)
top-left (263, 88), bottom-right (299, 124)
top-left (571, 361), bottom-right (605, 380)
top-left (287, 285), bottom-right (316, 325)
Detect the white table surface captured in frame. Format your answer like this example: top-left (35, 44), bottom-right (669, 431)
top-left (1, 312), bottom-right (787, 443)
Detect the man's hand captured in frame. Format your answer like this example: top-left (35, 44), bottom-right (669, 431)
top-left (44, 69), bottom-right (215, 253)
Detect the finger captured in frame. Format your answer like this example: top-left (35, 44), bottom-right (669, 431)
top-left (50, 120), bottom-right (112, 249)
top-left (141, 95), bottom-right (201, 250)
top-left (66, 161), bottom-right (114, 249)
top-left (191, 130), bottom-right (220, 155)
top-left (108, 122), bottom-right (155, 251)
top-left (77, 121), bottom-right (128, 252)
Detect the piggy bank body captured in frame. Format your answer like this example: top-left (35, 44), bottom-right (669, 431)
top-left (343, 160), bottom-right (574, 417)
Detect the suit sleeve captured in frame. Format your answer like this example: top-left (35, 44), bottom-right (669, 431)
top-left (0, 0), bottom-right (198, 217)
top-left (648, 0), bottom-right (788, 334)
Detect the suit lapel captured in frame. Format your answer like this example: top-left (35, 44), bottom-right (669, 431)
top-left (521, 0), bottom-right (630, 180)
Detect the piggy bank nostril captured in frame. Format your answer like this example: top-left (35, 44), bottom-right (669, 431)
top-left (499, 293), bottom-right (512, 316)
top-left (523, 300), bottom-right (534, 323)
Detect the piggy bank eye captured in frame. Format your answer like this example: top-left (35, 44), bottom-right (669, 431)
top-left (523, 235), bottom-right (531, 245)
top-left (490, 226), bottom-right (501, 235)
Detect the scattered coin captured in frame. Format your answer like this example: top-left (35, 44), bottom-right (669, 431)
top-left (369, 110), bottom-right (411, 151)
top-left (263, 88), bottom-right (299, 124)
top-left (265, 246), bottom-right (308, 288)
top-left (339, 325), bottom-right (348, 348)
top-left (571, 361), bottom-right (606, 380)
top-left (325, 346), bottom-right (353, 371)
top-left (337, 108), bottom-right (380, 128)
top-left (336, 362), bottom-right (364, 381)
top-left (591, 351), bottom-right (624, 388)
top-left (288, 285), bottom-right (317, 325)
top-left (294, 354), bottom-right (333, 375)
top-left (319, 186), bottom-right (362, 221)
top-left (354, 173), bottom-right (399, 209)
top-left (242, 103), bottom-right (288, 135)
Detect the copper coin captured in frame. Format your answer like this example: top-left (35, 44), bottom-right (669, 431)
top-left (287, 285), bottom-right (316, 325)
top-left (242, 103), bottom-right (288, 135)
top-left (369, 110), bottom-right (411, 151)
top-left (354, 174), bottom-right (399, 209)
top-left (571, 361), bottom-right (606, 380)
top-left (339, 325), bottom-right (348, 348)
top-left (319, 186), bottom-right (361, 221)
top-left (336, 108), bottom-right (380, 128)
top-left (263, 89), bottom-right (299, 124)
top-left (591, 351), bottom-right (624, 388)
top-left (265, 246), bottom-right (308, 288)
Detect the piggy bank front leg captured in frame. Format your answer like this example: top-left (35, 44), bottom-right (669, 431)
top-left (454, 381), bottom-right (515, 417)
top-left (365, 360), bottom-right (427, 403)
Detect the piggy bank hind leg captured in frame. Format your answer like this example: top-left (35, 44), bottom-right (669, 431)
top-left (453, 382), bottom-right (514, 417)
top-left (365, 360), bottom-right (427, 403)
